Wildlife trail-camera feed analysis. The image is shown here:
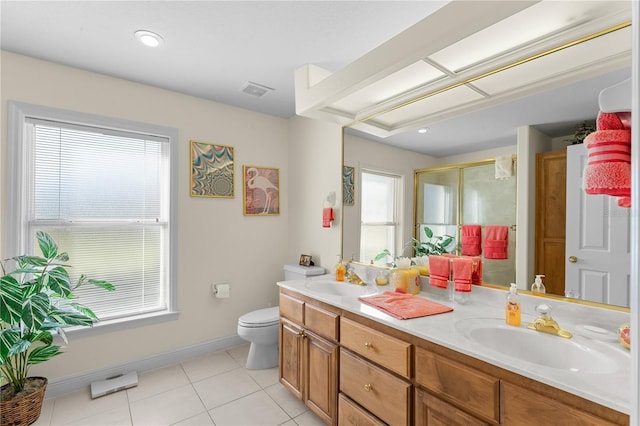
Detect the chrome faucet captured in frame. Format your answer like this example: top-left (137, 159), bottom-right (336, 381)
top-left (527, 304), bottom-right (572, 339)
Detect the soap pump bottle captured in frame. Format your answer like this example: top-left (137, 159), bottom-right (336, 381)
top-left (335, 256), bottom-right (346, 282)
top-left (506, 283), bottom-right (521, 326)
top-left (531, 275), bottom-right (546, 293)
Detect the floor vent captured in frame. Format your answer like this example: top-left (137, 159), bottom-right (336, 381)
top-left (90, 371), bottom-right (138, 399)
top-left (240, 81), bottom-right (274, 97)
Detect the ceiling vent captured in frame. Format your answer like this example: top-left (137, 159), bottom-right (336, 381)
top-left (240, 81), bottom-right (274, 98)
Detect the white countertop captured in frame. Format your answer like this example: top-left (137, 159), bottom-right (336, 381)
top-left (277, 274), bottom-right (631, 414)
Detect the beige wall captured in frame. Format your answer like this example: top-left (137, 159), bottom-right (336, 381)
top-left (0, 51), bottom-right (340, 380)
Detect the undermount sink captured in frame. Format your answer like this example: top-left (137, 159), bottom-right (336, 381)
top-left (455, 318), bottom-right (629, 374)
top-left (304, 280), bottom-right (376, 298)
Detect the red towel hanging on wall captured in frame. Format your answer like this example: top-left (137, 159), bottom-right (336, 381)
top-left (461, 225), bottom-right (482, 256)
top-left (484, 226), bottom-right (509, 260)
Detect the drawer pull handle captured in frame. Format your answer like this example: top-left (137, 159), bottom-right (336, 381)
top-left (364, 384), bottom-right (372, 392)
top-left (364, 342), bottom-right (372, 349)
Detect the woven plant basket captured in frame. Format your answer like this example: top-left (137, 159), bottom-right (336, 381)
top-left (0, 377), bottom-right (47, 426)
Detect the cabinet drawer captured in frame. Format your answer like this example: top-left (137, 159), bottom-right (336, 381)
top-left (415, 348), bottom-right (499, 424)
top-left (305, 303), bottom-right (339, 342)
top-left (340, 317), bottom-right (411, 378)
top-left (280, 293), bottom-right (304, 324)
top-left (340, 349), bottom-right (411, 426)
top-left (338, 393), bottom-right (385, 426)
top-left (415, 388), bottom-right (490, 426)
top-left (502, 382), bottom-right (620, 426)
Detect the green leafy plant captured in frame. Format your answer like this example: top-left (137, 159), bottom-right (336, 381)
top-left (373, 226), bottom-right (455, 266)
top-left (411, 226), bottom-right (455, 256)
top-left (568, 120), bottom-right (596, 145)
top-left (0, 231), bottom-right (115, 397)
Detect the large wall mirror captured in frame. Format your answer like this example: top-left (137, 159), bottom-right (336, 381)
top-left (340, 12), bottom-right (632, 309)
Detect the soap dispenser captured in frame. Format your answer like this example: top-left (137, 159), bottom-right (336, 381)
top-left (506, 283), bottom-right (521, 326)
top-left (531, 275), bottom-right (546, 293)
top-left (335, 256), bottom-right (346, 282)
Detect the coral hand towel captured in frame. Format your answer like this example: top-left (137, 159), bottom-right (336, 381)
top-left (484, 226), bottom-right (509, 259)
top-left (359, 291), bottom-right (453, 320)
top-left (428, 255), bottom-right (450, 289)
top-left (461, 225), bottom-right (482, 256)
top-left (470, 257), bottom-right (483, 284)
top-left (452, 257), bottom-right (473, 292)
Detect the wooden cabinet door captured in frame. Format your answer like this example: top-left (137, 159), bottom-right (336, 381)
top-left (535, 150), bottom-right (567, 296)
top-left (279, 318), bottom-right (304, 400)
top-left (415, 389), bottom-right (490, 426)
top-left (304, 330), bottom-right (338, 425)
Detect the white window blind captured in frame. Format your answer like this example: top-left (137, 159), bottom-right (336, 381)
top-left (25, 119), bottom-right (171, 321)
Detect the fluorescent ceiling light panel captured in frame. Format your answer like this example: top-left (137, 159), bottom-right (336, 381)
top-left (374, 85), bottom-right (484, 127)
top-left (428, 1), bottom-right (630, 72)
top-left (331, 61), bottom-right (445, 113)
top-left (473, 27), bottom-right (632, 95)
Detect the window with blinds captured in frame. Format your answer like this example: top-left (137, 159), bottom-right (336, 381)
top-left (8, 102), bottom-right (177, 327)
top-left (359, 170), bottom-right (402, 264)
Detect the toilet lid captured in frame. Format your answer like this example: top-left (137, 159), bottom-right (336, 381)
top-left (238, 306), bottom-right (280, 327)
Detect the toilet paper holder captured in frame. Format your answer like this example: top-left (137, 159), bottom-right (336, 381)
top-left (212, 282), bottom-right (230, 298)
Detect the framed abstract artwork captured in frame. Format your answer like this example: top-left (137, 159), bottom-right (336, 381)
top-left (243, 165), bottom-right (280, 215)
top-left (190, 141), bottom-right (235, 198)
top-left (343, 165), bottom-right (355, 206)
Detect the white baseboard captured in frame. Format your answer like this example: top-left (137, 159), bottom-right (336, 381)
top-left (45, 334), bottom-right (245, 398)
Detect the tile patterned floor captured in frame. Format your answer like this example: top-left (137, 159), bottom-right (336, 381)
top-left (33, 344), bottom-right (325, 426)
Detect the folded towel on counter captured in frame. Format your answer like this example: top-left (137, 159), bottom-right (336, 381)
top-left (484, 226), bottom-right (509, 259)
top-left (452, 257), bottom-right (473, 293)
top-left (469, 257), bottom-right (483, 284)
top-left (428, 255), bottom-right (450, 289)
top-left (359, 291), bottom-right (453, 320)
top-left (461, 225), bottom-right (482, 256)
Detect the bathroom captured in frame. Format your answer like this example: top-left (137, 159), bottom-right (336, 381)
top-left (1, 1), bottom-right (638, 425)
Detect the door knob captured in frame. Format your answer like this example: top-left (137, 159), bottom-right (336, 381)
top-left (568, 256), bottom-right (577, 263)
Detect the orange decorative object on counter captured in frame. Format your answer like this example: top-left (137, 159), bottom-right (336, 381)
top-left (390, 258), bottom-right (420, 294)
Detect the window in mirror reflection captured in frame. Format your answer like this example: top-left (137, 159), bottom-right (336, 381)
top-left (359, 170), bottom-right (401, 263)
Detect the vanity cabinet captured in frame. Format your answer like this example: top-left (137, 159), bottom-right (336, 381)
top-left (279, 293), bottom-right (339, 425)
top-left (278, 288), bottom-right (629, 426)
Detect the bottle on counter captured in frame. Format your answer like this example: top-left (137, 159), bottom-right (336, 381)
top-left (335, 257), bottom-right (346, 282)
top-left (531, 274), bottom-right (546, 293)
top-left (506, 283), bottom-right (521, 326)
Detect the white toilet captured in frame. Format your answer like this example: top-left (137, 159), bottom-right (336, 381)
top-left (237, 263), bottom-right (325, 369)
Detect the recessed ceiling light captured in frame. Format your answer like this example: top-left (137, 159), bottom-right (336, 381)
top-left (418, 128), bottom-right (430, 134)
top-left (134, 30), bottom-right (163, 48)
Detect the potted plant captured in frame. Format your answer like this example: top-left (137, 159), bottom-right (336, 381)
top-left (411, 226), bottom-right (455, 256)
top-left (0, 231), bottom-right (114, 426)
top-left (373, 226), bottom-right (455, 265)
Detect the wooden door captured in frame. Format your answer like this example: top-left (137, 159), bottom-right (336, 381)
top-left (535, 150), bottom-right (567, 296)
top-left (304, 330), bottom-right (338, 425)
top-left (279, 318), bottom-right (303, 400)
top-left (565, 144), bottom-right (630, 306)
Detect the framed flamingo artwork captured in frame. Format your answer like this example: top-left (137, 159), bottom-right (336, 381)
top-left (243, 165), bottom-right (280, 216)
top-left (190, 141), bottom-right (234, 198)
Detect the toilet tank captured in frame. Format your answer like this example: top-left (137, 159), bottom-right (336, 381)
top-left (283, 263), bottom-right (325, 280)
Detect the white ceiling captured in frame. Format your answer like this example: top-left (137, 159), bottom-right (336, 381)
top-left (0, 1), bottom-right (631, 157)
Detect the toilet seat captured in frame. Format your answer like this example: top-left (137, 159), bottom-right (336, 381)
top-left (238, 306), bottom-right (279, 328)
